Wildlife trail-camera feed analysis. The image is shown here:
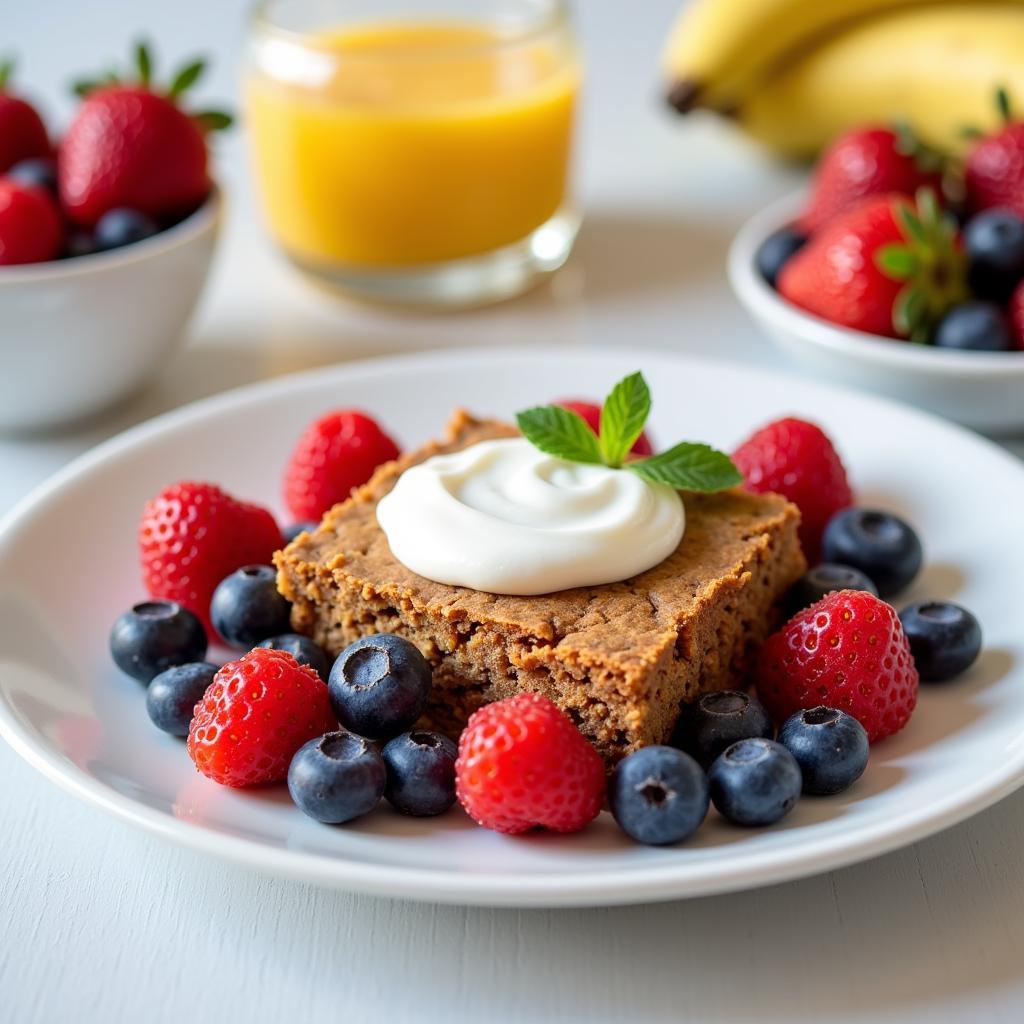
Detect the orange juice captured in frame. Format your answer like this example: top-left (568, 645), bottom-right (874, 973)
top-left (246, 21), bottom-right (579, 268)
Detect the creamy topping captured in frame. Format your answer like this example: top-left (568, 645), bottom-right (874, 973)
top-left (375, 438), bottom-right (684, 595)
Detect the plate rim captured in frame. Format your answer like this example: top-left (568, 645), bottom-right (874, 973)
top-left (3, 345), bottom-right (1023, 907)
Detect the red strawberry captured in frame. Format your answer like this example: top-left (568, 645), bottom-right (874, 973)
top-left (755, 590), bottom-right (919, 743)
top-left (0, 179), bottom-right (62, 265)
top-left (0, 59), bottom-right (50, 174)
top-left (965, 90), bottom-right (1024, 218)
top-left (284, 410), bottom-right (400, 522)
top-left (456, 693), bottom-right (606, 834)
top-left (139, 481), bottom-right (281, 635)
top-left (801, 126), bottom-right (944, 233)
top-left (187, 648), bottom-right (336, 787)
top-left (556, 399), bottom-right (654, 456)
top-left (733, 416), bottom-right (852, 561)
top-left (779, 190), bottom-right (966, 340)
top-left (1010, 280), bottom-right (1024, 350)
top-left (59, 43), bottom-right (231, 227)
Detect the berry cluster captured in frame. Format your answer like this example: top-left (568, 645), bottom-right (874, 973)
top-left (757, 110), bottom-right (1024, 352)
top-left (107, 399), bottom-right (984, 849)
top-left (0, 44), bottom-right (230, 266)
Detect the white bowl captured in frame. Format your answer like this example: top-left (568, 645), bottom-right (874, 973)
top-left (728, 192), bottom-right (1024, 435)
top-left (0, 190), bottom-right (221, 432)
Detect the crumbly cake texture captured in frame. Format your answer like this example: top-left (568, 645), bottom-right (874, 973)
top-left (276, 411), bottom-right (806, 765)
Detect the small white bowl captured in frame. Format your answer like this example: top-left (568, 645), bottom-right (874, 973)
top-left (728, 192), bottom-right (1024, 435)
top-left (0, 189), bottom-right (221, 432)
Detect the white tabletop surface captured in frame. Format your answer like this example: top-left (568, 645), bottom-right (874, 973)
top-left (5, 2), bottom-right (1024, 1022)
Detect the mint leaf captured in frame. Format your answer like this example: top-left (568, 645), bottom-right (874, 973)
top-left (516, 406), bottom-right (604, 465)
top-left (599, 371), bottom-right (651, 467)
top-left (628, 442), bottom-right (742, 492)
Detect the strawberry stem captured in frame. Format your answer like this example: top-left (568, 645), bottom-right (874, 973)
top-left (135, 40), bottom-right (153, 87)
top-left (0, 56), bottom-right (14, 91)
top-left (997, 86), bottom-right (1013, 124)
top-left (169, 59), bottom-right (206, 99)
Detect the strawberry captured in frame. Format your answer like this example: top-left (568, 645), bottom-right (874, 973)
top-left (555, 399), bottom-right (654, 456)
top-left (779, 189), bottom-right (966, 341)
top-left (455, 693), bottom-right (606, 834)
top-left (187, 648), bottom-right (337, 787)
top-left (284, 410), bottom-right (400, 522)
top-left (0, 179), bottom-right (62, 265)
top-left (139, 481), bottom-right (281, 635)
top-left (0, 59), bottom-right (50, 174)
top-left (965, 89), bottom-right (1024, 219)
top-left (59, 42), bottom-right (231, 227)
top-left (801, 126), bottom-right (944, 233)
top-left (1010, 280), bottom-right (1024, 350)
top-left (733, 416), bottom-right (852, 562)
top-left (755, 590), bottom-right (919, 743)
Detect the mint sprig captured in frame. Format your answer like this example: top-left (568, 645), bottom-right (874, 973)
top-left (516, 372), bottom-right (742, 493)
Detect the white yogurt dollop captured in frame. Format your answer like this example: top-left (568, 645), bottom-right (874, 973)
top-left (375, 437), bottom-right (684, 595)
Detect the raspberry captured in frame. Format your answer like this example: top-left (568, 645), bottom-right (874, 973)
top-left (455, 693), bottom-right (606, 834)
top-left (139, 481), bottom-right (281, 636)
top-left (284, 410), bottom-right (400, 523)
top-left (733, 416), bottom-right (853, 561)
top-left (555, 399), bottom-right (654, 456)
top-left (754, 590), bottom-right (919, 743)
top-left (187, 648), bottom-right (337, 787)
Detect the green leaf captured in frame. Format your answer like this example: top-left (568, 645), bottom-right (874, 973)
top-left (0, 57), bottom-right (14, 91)
top-left (598, 371), bottom-right (651, 467)
top-left (516, 406), bottom-right (604, 465)
top-left (135, 40), bottom-right (153, 86)
top-left (997, 86), bottom-right (1013, 123)
top-left (628, 442), bottom-right (742, 492)
top-left (71, 78), bottom-right (101, 98)
top-left (896, 203), bottom-right (927, 246)
top-left (876, 244), bottom-right (918, 279)
top-left (959, 125), bottom-right (984, 141)
top-left (170, 58), bottom-right (206, 98)
top-left (195, 109), bottom-right (234, 132)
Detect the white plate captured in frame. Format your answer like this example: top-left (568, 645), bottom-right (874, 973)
top-left (0, 348), bottom-right (1021, 907)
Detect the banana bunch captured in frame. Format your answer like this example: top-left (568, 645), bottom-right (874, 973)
top-left (663, 0), bottom-right (1024, 158)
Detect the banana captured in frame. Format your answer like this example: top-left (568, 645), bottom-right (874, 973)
top-left (733, 5), bottom-right (1024, 159)
top-left (661, 0), bottom-right (1006, 113)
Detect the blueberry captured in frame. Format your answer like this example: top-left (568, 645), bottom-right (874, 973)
top-left (8, 157), bottom-right (57, 195)
top-left (756, 226), bottom-right (807, 288)
top-left (145, 661), bottom-right (218, 737)
top-left (787, 562), bottom-right (879, 613)
top-left (821, 508), bottom-right (923, 597)
top-left (609, 746), bottom-right (710, 845)
top-left (708, 738), bottom-right (802, 827)
top-left (210, 565), bottom-right (292, 648)
top-left (328, 633), bottom-right (432, 740)
top-left (899, 601), bottom-right (982, 682)
top-left (64, 231), bottom-right (98, 259)
top-left (964, 208), bottom-right (1024, 302)
top-left (287, 731), bottom-right (386, 824)
top-left (257, 633), bottom-right (330, 681)
top-left (282, 522), bottom-right (317, 544)
top-left (109, 601), bottom-right (207, 683)
top-left (94, 208), bottom-right (160, 251)
top-left (777, 707), bottom-right (869, 796)
top-left (934, 302), bottom-right (1013, 352)
top-left (382, 730), bottom-right (458, 816)
top-left (671, 690), bottom-right (773, 768)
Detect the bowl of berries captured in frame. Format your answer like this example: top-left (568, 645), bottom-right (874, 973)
top-left (728, 118), bottom-right (1024, 434)
top-left (0, 45), bottom-right (229, 433)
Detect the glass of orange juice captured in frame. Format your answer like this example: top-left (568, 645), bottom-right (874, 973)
top-left (246, 0), bottom-right (581, 306)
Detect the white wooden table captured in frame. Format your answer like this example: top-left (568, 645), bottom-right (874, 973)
top-left (4, 2), bottom-right (1024, 1021)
